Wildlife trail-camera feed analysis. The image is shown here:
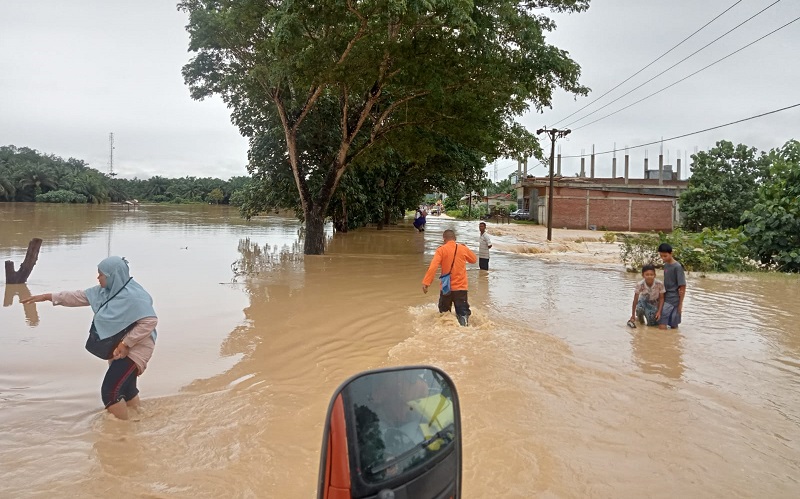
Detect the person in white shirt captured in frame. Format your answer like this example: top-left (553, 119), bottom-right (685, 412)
top-left (478, 222), bottom-right (492, 270)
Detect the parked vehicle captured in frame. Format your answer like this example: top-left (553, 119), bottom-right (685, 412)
top-left (510, 209), bottom-right (530, 220)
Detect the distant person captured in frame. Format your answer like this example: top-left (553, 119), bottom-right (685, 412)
top-left (422, 229), bottom-right (477, 326)
top-left (658, 243), bottom-right (686, 329)
top-left (478, 222), bottom-right (492, 270)
top-left (627, 263), bottom-right (665, 328)
top-left (21, 256), bottom-right (158, 420)
top-left (413, 207), bottom-right (427, 232)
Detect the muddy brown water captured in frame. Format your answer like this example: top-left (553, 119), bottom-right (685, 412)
top-left (1, 203), bottom-right (799, 498)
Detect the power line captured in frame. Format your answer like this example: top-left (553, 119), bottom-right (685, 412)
top-left (551, 0), bottom-right (744, 127)
top-left (563, 0), bottom-right (784, 129)
top-left (573, 14), bottom-right (800, 131)
top-left (559, 102), bottom-right (800, 159)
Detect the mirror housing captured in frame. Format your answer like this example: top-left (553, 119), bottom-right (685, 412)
top-left (317, 366), bottom-right (462, 499)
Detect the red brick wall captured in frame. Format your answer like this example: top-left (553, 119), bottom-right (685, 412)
top-left (630, 200), bottom-right (673, 232)
top-left (546, 187), bottom-right (674, 231)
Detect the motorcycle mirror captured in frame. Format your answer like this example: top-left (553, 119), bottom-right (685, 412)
top-left (317, 366), bottom-right (462, 499)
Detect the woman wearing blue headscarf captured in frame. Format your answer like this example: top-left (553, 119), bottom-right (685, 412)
top-left (22, 256), bottom-right (158, 420)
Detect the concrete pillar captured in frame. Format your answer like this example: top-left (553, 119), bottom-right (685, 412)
top-left (644, 157), bottom-right (649, 178)
top-left (624, 151), bottom-right (630, 185)
top-left (677, 158), bottom-right (682, 180)
top-left (580, 150), bottom-right (586, 177)
top-left (590, 144), bottom-right (595, 178)
top-left (557, 153), bottom-right (562, 175)
top-left (612, 157), bottom-right (617, 178)
top-left (658, 153), bottom-right (664, 186)
top-left (523, 158), bottom-right (528, 177)
top-left (517, 159), bottom-right (521, 182)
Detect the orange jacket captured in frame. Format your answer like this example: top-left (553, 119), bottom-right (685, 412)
top-left (422, 241), bottom-right (477, 291)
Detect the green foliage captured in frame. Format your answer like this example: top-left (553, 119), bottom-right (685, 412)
top-left (620, 228), bottom-right (754, 273)
top-left (446, 209), bottom-right (464, 219)
top-left (443, 196), bottom-right (460, 211)
top-left (207, 188), bottom-right (225, 204)
top-left (0, 145), bottom-right (251, 205)
top-left (680, 140), bottom-right (769, 230)
top-left (35, 189), bottom-right (88, 203)
top-left (602, 232), bottom-right (617, 244)
top-left (179, 0), bottom-right (590, 253)
top-left (620, 232), bottom-right (661, 271)
top-left (743, 140), bottom-right (800, 272)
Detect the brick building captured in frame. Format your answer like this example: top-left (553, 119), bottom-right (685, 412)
top-left (515, 176), bottom-right (689, 232)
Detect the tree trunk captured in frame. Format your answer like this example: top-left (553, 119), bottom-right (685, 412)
top-left (304, 209), bottom-right (327, 255)
top-left (340, 195), bottom-right (348, 233)
top-left (5, 238), bottom-right (42, 284)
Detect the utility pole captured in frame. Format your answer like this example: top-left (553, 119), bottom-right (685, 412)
top-left (536, 127), bottom-right (571, 242)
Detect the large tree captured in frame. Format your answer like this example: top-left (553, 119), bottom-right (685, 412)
top-left (680, 140), bottom-right (769, 231)
top-left (742, 140), bottom-right (800, 272)
top-left (180, 0), bottom-right (589, 254)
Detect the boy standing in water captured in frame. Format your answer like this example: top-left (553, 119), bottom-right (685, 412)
top-left (478, 222), bottom-right (492, 270)
top-left (658, 243), bottom-right (686, 329)
top-left (628, 263), bottom-right (665, 327)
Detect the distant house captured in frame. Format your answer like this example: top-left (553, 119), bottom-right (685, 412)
top-left (483, 193), bottom-right (513, 211)
top-left (459, 193), bottom-right (483, 205)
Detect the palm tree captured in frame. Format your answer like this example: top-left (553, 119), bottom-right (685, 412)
top-left (17, 164), bottom-right (58, 200)
top-left (0, 176), bottom-right (16, 201)
top-left (145, 176), bottom-right (169, 198)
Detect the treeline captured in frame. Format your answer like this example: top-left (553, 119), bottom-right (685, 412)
top-left (621, 139), bottom-right (800, 272)
top-left (0, 145), bottom-right (250, 205)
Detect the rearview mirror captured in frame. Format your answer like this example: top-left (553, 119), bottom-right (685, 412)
top-left (317, 366), bottom-right (461, 499)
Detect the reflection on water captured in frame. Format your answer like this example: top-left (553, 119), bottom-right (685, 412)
top-left (630, 328), bottom-right (685, 380)
top-left (3, 284), bottom-right (39, 326)
top-left (1, 204), bottom-right (799, 498)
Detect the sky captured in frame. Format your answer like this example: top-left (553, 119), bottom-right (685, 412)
top-left (1, 0), bottom-right (798, 181)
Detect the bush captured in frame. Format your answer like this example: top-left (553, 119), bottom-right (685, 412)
top-left (620, 228), bottom-right (755, 273)
top-left (620, 232), bottom-right (661, 271)
top-left (446, 209), bottom-right (464, 219)
top-left (35, 189), bottom-right (88, 203)
top-left (602, 232), bottom-right (617, 244)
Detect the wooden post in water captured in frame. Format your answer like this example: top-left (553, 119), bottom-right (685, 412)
top-left (4, 238), bottom-right (42, 284)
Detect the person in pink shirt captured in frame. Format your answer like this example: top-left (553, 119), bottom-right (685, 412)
top-left (22, 256), bottom-right (158, 420)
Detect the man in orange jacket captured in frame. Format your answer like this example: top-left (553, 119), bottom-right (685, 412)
top-left (422, 229), bottom-right (477, 326)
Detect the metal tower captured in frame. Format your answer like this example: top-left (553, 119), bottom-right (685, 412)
top-left (108, 133), bottom-right (117, 177)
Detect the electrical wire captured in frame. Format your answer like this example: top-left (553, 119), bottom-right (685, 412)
top-left (551, 0), bottom-right (744, 127)
top-left (559, 102), bottom-right (800, 159)
top-left (572, 14), bottom-right (800, 131)
top-left (563, 0), bottom-right (784, 129)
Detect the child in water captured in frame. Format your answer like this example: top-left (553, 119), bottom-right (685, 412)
top-left (628, 263), bottom-right (665, 328)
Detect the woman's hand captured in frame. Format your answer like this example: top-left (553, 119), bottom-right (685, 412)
top-left (112, 343), bottom-right (130, 360)
top-left (20, 293), bottom-right (51, 304)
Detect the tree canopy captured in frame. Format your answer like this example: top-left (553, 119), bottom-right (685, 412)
top-left (679, 140), bottom-right (769, 231)
top-left (0, 145), bottom-right (250, 205)
top-left (180, 0), bottom-right (590, 253)
top-left (743, 140), bottom-right (800, 271)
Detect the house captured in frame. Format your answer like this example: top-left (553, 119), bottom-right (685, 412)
top-left (515, 176), bottom-right (689, 232)
top-left (483, 193), bottom-right (514, 211)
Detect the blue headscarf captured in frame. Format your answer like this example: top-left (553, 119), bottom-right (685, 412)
top-left (84, 256), bottom-right (157, 342)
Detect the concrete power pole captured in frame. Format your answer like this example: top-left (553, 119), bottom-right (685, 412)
top-left (536, 127), bottom-right (571, 242)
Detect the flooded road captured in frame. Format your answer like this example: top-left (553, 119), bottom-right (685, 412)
top-left (1, 203), bottom-right (799, 498)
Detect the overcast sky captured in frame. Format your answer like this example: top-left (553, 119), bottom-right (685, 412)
top-left (1, 1), bottom-right (798, 181)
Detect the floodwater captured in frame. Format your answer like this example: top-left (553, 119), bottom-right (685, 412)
top-left (1, 203), bottom-right (799, 498)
